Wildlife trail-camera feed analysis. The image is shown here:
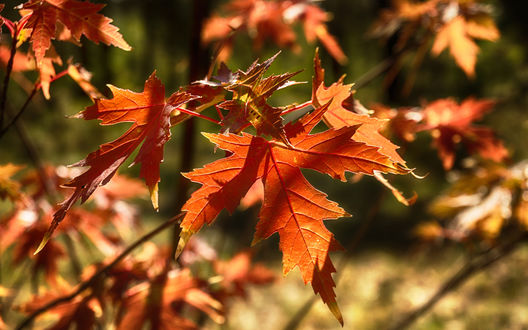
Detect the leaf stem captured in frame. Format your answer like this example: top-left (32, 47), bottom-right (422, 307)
top-left (2, 18), bottom-right (15, 36)
top-left (173, 106), bottom-right (220, 124)
top-left (281, 100), bottom-right (312, 116)
top-left (0, 29), bottom-right (18, 131)
top-left (15, 212), bottom-right (185, 330)
top-left (0, 85), bottom-right (38, 139)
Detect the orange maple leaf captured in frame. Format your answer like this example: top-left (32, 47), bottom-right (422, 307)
top-left (311, 50), bottom-right (406, 165)
top-left (22, 0), bottom-right (131, 66)
top-left (431, 16), bottom-right (478, 77)
top-left (180, 103), bottom-right (408, 324)
top-left (37, 73), bottom-right (197, 253)
top-left (370, 0), bottom-right (500, 84)
top-left (431, 3), bottom-right (500, 77)
top-left (422, 97), bottom-right (508, 169)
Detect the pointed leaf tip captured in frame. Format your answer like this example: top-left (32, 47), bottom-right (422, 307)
top-left (174, 230), bottom-right (193, 259)
top-left (34, 222), bottom-right (58, 255)
top-left (328, 301), bottom-right (344, 326)
top-left (149, 183), bottom-right (159, 211)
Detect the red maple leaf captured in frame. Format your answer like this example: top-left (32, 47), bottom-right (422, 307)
top-left (37, 73), bottom-right (197, 253)
top-left (180, 102), bottom-right (408, 324)
top-left (22, 0), bottom-right (131, 66)
top-left (202, 0), bottom-right (346, 64)
top-left (421, 97), bottom-right (508, 169)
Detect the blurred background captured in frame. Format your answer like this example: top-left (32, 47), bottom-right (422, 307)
top-left (2, 0), bottom-right (528, 329)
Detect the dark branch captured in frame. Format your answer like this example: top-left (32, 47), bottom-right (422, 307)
top-left (389, 231), bottom-right (528, 330)
top-left (0, 32), bottom-right (18, 131)
top-left (0, 85), bottom-right (38, 139)
top-left (15, 213), bottom-right (185, 330)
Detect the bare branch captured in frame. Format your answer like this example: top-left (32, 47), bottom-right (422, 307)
top-left (389, 231), bottom-right (528, 330)
top-left (15, 213), bottom-right (185, 330)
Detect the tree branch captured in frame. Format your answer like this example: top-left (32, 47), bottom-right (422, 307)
top-left (389, 230), bottom-right (528, 330)
top-left (0, 31), bottom-right (18, 130)
top-left (0, 85), bottom-right (38, 139)
top-left (15, 212), bottom-right (185, 330)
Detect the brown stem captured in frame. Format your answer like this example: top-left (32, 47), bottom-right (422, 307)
top-left (0, 85), bottom-right (38, 139)
top-left (15, 212), bottom-right (185, 330)
top-left (0, 31), bottom-right (18, 130)
top-left (389, 231), bottom-right (528, 330)
top-left (354, 56), bottom-right (397, 90)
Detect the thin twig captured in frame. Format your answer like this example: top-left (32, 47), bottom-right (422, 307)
top-left (15, 212), bottom-right (185, 330)
top-left (0, 30), bottom-right (18, 130)
top-left (353, 56), bottom-right (396, 91)
top-left (0, 85), bottom-right (38, 139)
top-left (389, 231), bottom-right (528, 330)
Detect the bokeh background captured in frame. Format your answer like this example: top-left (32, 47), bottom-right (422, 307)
top-left (2, 0), bottom-right (528, 329)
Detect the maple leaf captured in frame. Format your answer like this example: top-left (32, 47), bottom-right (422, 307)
top-left (311, 50), bottom-right (406, 165)
top-left (432, 16), bottom-right (478, 77)
top-left (117, 269), bottom-right (224, 330)
top-left (421, 97), bottom-right (508, 170)
top-left (37, 73), bottom-right (197, 253)
top-left (431, 3), bottom-right (500, 77)
top-left (369, 0), bottom-right (500, 87)
top-left (67, 63), bottom-right (104, 100)
top-left (180, 107), bottom-right (408, 323)
top-left (22, 0), bottom-right (131, 66)
top-left (217, 52), bottom-right (301, 144)
top-left (202, 0), bottom-right (346, 64)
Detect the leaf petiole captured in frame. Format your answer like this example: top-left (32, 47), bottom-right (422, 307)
top-left (172, 106), bottom-right (220, 124)
top-left (281, 100), bottom-right (312, 115)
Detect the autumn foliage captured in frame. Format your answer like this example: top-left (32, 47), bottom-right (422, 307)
top-left (0, 0), bottom-right (521, 329)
